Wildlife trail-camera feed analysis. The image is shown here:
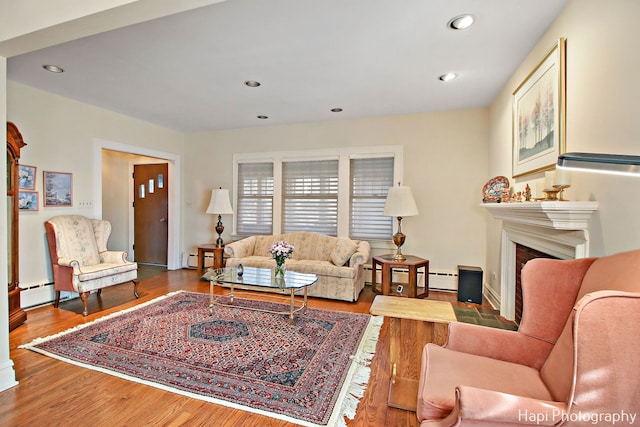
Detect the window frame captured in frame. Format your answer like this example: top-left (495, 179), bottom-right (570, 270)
top-left (232, 145), bottom-right (403, 240)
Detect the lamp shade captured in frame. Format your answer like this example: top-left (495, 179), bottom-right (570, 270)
top-left (206, 188), bottom-right (233, 215)
top-left (383, 185), bottom-right (418, 217)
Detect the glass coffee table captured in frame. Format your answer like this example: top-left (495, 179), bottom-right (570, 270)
top-left (201, 266), bottom-right (318, 324)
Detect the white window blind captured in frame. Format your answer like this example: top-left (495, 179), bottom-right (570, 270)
top-left (350, 157), bottom-right (394, 240)
top-left (236, 162), bottom-right (274, 235)
top-left (282, 160), bottom-right (339, 235)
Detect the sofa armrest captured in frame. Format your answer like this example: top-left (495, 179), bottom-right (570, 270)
top-left (349, 240), bottom-right (371, 268)
top-left (224, 236), bottom-right (256, 259)
top-left (435, 385), bottom-right (567, 426)
top-left (99, 250), bottom-right (130, 264)
top-left (446, 322), bottom-right (553, 369)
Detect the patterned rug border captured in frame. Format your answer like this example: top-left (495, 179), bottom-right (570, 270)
top-left (20, 291), bottom-right (383, 427)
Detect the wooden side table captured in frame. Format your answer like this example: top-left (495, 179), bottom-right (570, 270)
top-left (197, 244), bottom-right (226, 273)
top-left (370, 295), bottom-right (456, 411)
top-left (371, 254), bottom-right (429, 298)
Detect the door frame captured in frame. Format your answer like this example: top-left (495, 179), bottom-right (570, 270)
top-left (93, 138), bottom-right (182, 270)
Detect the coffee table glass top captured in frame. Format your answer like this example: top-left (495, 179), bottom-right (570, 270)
top-left (202, 266), bottom-right (318, 290)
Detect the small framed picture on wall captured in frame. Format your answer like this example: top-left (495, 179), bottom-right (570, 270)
top-left (18, 191), bottom-right (39, 211)
top-left (43, 171), bottom-right (73, 207)
top-left (18, 164), bottom-right (37, 190)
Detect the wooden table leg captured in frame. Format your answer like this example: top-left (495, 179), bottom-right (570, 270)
top-left (408, 265), bottom-right (417, 298)
top-left (198, 248), bottom-right (206, 274)
top-left (381, 264), bottom-right (391, 295)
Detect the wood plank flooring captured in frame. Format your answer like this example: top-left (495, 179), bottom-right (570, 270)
top-left (1, 269), bottom-right (486, 427)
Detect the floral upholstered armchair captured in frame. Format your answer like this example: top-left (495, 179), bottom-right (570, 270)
top-left (45, 215), bottom-right (139, 316)
top-left (417, 249), bottom-right (640, 426)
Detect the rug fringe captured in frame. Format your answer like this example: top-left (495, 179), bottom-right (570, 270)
top-left (332, 315), bottom-right (384, 427)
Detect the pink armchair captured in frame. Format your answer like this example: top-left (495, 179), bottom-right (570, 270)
top-left (417, 249), bottom-right (640, 426)
top-left (45, 215), bottom-right (139, 316)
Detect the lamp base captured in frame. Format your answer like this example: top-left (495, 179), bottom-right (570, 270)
top-left (392, 230), bottom-right (406, 261)
top-left (215, 214), bottom-right (225, 247)
top-left (392, 251), bottom-right (406, 261)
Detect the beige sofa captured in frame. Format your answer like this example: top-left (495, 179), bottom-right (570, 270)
top-left (224, 231), bottom-right (370, 301)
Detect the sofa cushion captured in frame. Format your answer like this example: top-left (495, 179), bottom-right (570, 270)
top-left (226, 256), bottom-right (276, 270)
top-left (287, 231), bottom-right (337, 261)
top-left (253, 234), bottom-right (286, 258)
top-left (418, 344), bottom-right (553, 421)
top-left (290, 260), bottom-right (356, 279)
top-left (331, 238), bottom-right (359, 266)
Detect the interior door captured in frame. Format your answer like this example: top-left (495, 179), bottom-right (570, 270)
top-left (134, 163), bottom-right (168, 265)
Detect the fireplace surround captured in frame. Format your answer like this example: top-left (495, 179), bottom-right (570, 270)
top-left (483, 201), bottom-right (598, 320)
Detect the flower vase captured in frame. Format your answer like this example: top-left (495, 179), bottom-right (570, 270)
top-left (274, 262), bottom-right (286, 280)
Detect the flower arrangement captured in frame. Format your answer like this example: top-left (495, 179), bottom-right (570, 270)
top-left (269, 240), bottom-right (294, 278)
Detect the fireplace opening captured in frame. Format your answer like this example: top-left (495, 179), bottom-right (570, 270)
top-left (514, 244), bottom-right (559, 325)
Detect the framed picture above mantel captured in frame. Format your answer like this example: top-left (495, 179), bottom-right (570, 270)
top-left (512, 38), bottom-right (566, 178)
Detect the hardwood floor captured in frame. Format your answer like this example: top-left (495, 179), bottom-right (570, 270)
top-left (1, 269), bottom-right (486, 427)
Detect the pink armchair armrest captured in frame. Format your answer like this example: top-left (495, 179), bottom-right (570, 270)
top-left (446, 322), bottom-right (553, 369)
top-left (428, 386), bottom-right (567, 427)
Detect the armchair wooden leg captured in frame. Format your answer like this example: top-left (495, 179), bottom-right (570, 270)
top-left (133, 279), bottom-right (140, 299)
top-left (79, 291), bottom-right (90, 316)
top-left (97, 289), bottom-right (102, 296)
top-left (54, 291), bottom-right (61, 308)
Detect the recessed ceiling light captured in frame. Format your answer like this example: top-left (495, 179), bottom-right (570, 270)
top-left (438, 73), bottom-right (457, 82)
top-left (448, 14), bottom-right (474, 30)
top-left (42, 64), bottom-right (64, 73)
top-left (331, 108), bottom-right (343, 113)
top-left (245, 80), bottom-right (261, 87)
top-left (257, 115), bottom-right (269, 119)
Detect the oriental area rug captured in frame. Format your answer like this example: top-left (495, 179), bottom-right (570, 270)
top-left (21, 291), bottom-right (382, 427)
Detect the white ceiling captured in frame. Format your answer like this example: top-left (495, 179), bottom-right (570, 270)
top-left (7, 0), bottom-right (568, 133)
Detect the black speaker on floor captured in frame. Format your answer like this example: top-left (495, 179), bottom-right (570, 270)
top-left (457, 265), bottom-right (483, 304)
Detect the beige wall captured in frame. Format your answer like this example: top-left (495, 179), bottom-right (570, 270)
top-left (7, 81), bottom-right (184, 290)
top-left (486, 0), bottom-right (640, 300)
top-left (184, 109), bottom-right (490, 274)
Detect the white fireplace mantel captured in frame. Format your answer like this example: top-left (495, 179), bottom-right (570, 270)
top-left (482, 201), bottom-right (598, 320)
top-left (481, 201), bottom-right (599, 230)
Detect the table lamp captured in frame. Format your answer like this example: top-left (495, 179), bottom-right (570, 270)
top-left (383, 184), bottom-right (419, 261)
top-left (206, 187), bottom-right (233, 247)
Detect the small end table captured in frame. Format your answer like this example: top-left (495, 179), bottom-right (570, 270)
top-left (370, 295), bottom-right (456, 411)
top-left (371, 254), bottom-right (429, 298)
top-left (197, 244), bottom-right (226, 273)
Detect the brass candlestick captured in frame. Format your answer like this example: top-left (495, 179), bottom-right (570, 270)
top-left (542, 188), bottom-right (560, 200)
top-left (554, 184), bottom-right (571, 201)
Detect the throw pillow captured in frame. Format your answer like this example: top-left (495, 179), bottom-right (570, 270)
top-left (331, 239), bottom-right (359, 266)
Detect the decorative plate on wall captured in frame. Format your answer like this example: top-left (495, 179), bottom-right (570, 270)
top-left (482, 176), bottom-right (510, 203)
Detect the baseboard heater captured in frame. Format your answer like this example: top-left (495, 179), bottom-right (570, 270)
top-left (184, 252), bottom-right (215, 269)
top-left (363, 264), bottom-right (458, 291)
top-left (19, 282), bottom-right (75, 309)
